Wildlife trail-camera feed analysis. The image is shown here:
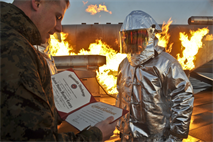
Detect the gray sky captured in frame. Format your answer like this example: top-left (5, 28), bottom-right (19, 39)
top-left (1, 0), bottom-right (213, 25)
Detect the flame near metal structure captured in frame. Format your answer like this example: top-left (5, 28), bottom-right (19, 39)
top-left (61, 22), bottom-right (213, 71)
top-left (49, 18), bottom-right (213, 98)
top-left (49, 17), bottom-right (212, 142)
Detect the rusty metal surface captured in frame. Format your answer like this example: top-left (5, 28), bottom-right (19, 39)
top-left (62, 24), bottom-right (213, 72)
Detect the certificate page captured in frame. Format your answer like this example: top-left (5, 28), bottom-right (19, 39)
top-left (65, 102), bottom-right (123, 131)
top-left (52, 71), bottom-right (91, 113)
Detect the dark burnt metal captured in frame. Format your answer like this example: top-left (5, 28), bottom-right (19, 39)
top-left (184, 69), bottom-right (212, 86)
top-left (188, 16), bottom-right (213, 25)
top-left (190, 71), bottom-right (213, 85)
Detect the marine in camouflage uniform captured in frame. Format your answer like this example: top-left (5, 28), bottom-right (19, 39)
top-left (0, 2), bottom-right (102, 141)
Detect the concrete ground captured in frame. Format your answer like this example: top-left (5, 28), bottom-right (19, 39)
top-left (102, 86), bottom-right (213, 142)
top-left (57, 86), bottom-right (213, 142)
top-left (57, 61), bottom-right (213, 142)
top-left (185, 87), bottom-right (213, 142)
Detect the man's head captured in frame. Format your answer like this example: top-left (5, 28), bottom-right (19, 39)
top-left (13, 0), bottom-right (70, 44)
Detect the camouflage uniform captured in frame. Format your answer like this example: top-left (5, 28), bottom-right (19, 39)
top-left (0, 2), bottom-right (102, 141)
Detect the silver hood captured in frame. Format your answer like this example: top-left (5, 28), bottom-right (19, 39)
top-left (120, 10), bottom-right (161, 32)
top-left (120, 10), bottom-right (162, 67)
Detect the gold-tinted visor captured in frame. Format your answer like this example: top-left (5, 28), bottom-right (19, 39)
top-left (120, 29), bottom-right (148, 54)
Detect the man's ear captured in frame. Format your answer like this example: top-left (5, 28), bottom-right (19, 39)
top-left (31, 0), bottom-right (40, 11)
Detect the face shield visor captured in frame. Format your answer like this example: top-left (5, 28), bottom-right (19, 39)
top-left (119, 29), bottom-right (149, 55)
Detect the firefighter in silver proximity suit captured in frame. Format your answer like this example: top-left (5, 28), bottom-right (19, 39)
top-left (115, 10), bottom-right (194, 142)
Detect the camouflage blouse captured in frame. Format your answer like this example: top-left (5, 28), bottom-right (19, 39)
top-left (0, 2), bottom-right (102, 141)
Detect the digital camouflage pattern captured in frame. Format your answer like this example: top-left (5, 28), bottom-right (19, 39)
top-left (0, 2), bottom-right (102, 141)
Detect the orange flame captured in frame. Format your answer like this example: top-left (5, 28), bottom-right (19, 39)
top-left (48, 33), bottom-right (126, 96)
top-left (47, 32), bottom-right (74, 56)
top-left (77, 40), bottom-right (126, 96)
top-left (177, 27), bottom-right (209, 70)
top-left (204, 34), bottom-right (213, 41)
top-left (156, 18), bottom-right (173, 53)
top-left (82, 1), bottom-right (88, 5)
top-left (86, 4), bottom-right (112, 15)
top-left (48, 25), bottom-right (210, 94)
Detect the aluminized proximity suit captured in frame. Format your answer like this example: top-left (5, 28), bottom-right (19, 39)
top-left (116, 10), bottom-right (194, 142)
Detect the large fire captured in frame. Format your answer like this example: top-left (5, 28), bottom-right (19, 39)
top-left (47, 21), bottom-right (212, 96)
top-left (48, 36), bottom-right (126, 96)
top-left (74, 40), bottom-right (126, 96)
top-left (177, 27), bottom-right (210, 70)
top-left (156, 18), bottom-right (173, 53)
top-left (85, 4), bottom-right (112, 15)
top-left (47, 32), bottom-right (73, 56)
top-left (47, 19), bottom-right (175, 96)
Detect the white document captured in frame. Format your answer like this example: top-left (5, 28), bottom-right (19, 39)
top-left (65, 102), bottom-right (123, 131)
top-left (52, 70), bottom-right (91, 113)
top-left (51, 69), bottom-right (128, 131)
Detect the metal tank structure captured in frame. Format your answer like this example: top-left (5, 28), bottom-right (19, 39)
top-left (53, 16), bottom-right (213, 96)
top-left (62, 23), bottom-right (122, 53)
top-left (62, 21), bottom-right (213, 73)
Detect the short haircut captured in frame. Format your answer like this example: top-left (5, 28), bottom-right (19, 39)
top-left (47, 0), bottom-right (70, 8)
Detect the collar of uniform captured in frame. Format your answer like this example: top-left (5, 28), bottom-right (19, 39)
top-left (139, 38), bottom-right (165, 62)
top-left (0, 2), bottom-right (42, 45)
top-left (127, 45), bottom-right (155, 67)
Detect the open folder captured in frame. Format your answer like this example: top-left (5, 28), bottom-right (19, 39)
top-left (51, 68), bottom-right (128, 131)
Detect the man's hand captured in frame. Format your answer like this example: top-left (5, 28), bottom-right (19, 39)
top-left (95, 116), bottom-right (117, 141)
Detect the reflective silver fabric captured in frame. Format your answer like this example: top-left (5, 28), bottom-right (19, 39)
top-left (116, 10), bottom-right (194, 141)
top-left (120, 10), bottom-right (161, 32)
